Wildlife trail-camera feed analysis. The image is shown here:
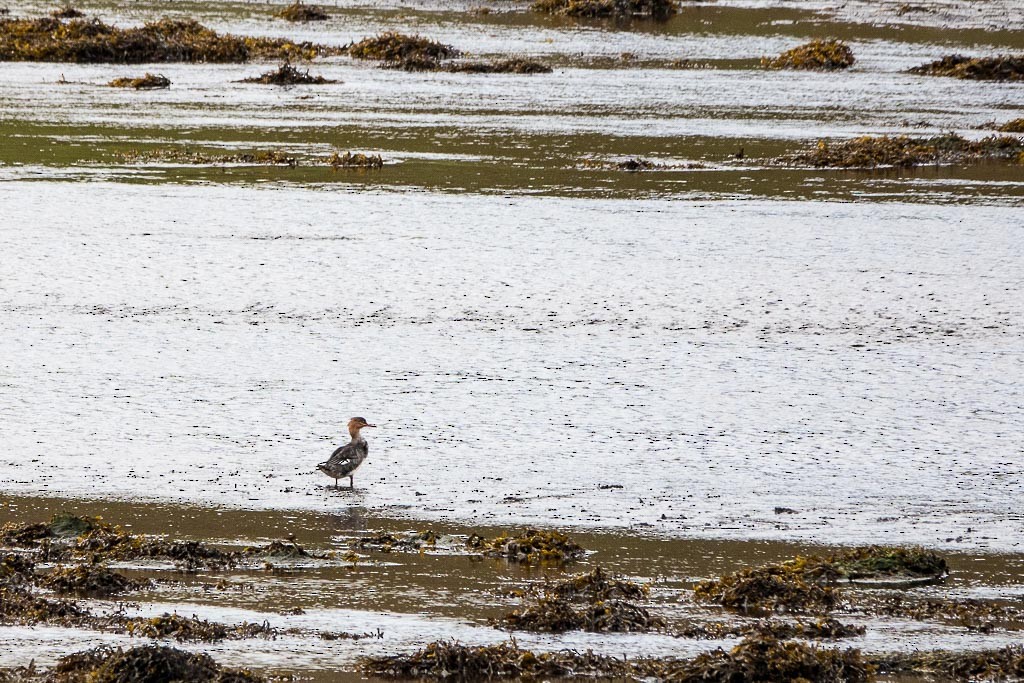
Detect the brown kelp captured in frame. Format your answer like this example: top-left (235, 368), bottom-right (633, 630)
top-left (347, 32), bottom-right (458, 63)
top-left (762, 39), bottom-right (855, 70)
top-left (362, 633), bottom-right (872, 681)
top-left (107, 73), bottom-right (170, 89)
top-left (117, 148), bottom-right (299, 167)
top-left (50, 6), bottom-right (84, 18)
top-left (467, 528), bottom-right (584, 564)
top-left (530, 0), bottom-right (676, 20)
top-left (49, 644), bottom-right (266, 683)
top-left (446, 59), bottom-right (552, 74)
top-left (0, 16), bottom-right (342, 63)
top-left (909, 54), bottom-right (1024, 81)
top-left (274, 1), bottom-right (329, 22)
top-left (695, 546), bottom-right (948, 612)
top-left (39, 564), bottom-right (150, 598)
top-left (241, 62), bottom-right (337, 85)
top-left (998, 118), bottom-right (1024, 133)
top-left (327, 151), bottom-right (385, 169)
top-left (871, 646), bottom-right (1024, 680)
top-left (122, 613), bottom-right (275, 642)
top-left (785, 134), bottom-right (1024, 168)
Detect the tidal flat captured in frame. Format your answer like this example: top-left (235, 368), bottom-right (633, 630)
top-left (0, 0), bottom-right (1022, 679)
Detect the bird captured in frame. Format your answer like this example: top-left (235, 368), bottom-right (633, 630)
top-left (318, 417), bottom-right (376, 489)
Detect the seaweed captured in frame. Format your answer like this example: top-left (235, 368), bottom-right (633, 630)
top-left (499, 595), bottom-right (664, 633)
top-left (327, 151), bottom-right (384, 169)
top-left (0, 585), bottom-right (91, 626)
top-left (243, 539), bottom-right (311, 558)
top-left (362, 634), bottom-right (871, 681)
top-left (908, 54), bottom-right (1024, 81)
top-left (240, 62), bottom-right (336, 85)
top-left (446, 59), bottom-right (552, 74)
top-left (676, 618), bottom-right (864, 641)
top-left (829, 546), bottom-right (947, 579)
top-left (1, 514), bottom-right (102, 546)
top-left (50, 644), bottom-right (266, 683)
top-left (695, 564), bottom-right (839, 613)
top-left (785, 133), bottom-right (1024, 168)
top-left (108, 73), bottom-right (170, 89)
top-left (762, 39), bottom-right (855, 70)
top-left (466, 528), bottom-right (584, 564)
top-left (651, 633), bottom-right (873, 683)
top-left (347, 32), bottom-right (458, 62)
top-left (50, 6), bottom-right (84, 19)
top-left (116, 148), bottom-right (299, 167)
top-left (997, 118), bottom-right (1024, 133)
top-left (39, 564), bottom-right (150, 598)
top-left (871, 646), bottom-right (1024, 680)
top-left (530, 0), bottom-right (677, 20)
top-left (122, 613), bottom-right (274, 642)
top-left (361, 639), bottom-right (629, 679)
top-left (0, 16), bottom-right (342, 63)
top-left (274, 1), bottom-right (329, 22)
top-left (0, 552), bottom-right (35, 583)
top-left (858, 594), bottom-right (1024, 632)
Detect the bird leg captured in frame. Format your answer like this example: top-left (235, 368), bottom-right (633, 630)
top-left (349, 475), bottom-right (354, 489)
top-left (334, 477), bottom-right (339, 489)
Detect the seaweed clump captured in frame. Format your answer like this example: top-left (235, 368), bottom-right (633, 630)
top-left (348, 32), bottom-right (457, 63)
top-left (530, 0), bottom-right (677, 20)
top-left (997, 118), bottom-right (1024, 133)
top-left (362, 634), bottom-right (871, 682)
top-left (497, 567), bottom-right (663, 633)
top-left (241, 62), bottom-right (336, 85)
top-left (1, 513), bottom-right (102, 547)
top-left (0, 585), bottom-right (90, 626)
top-left (123, 613), bottom-right (274, 642)
top-left (361, 639), bottom-right (628, 680)
top-left (762, 39), bottom-right (855, 70)
top-left (695, 546), bottom-right (949, 613)
top-left (871, 645), bottom-right (1024, 680)
top-left (908, 54), bottom-right (1024, 81)
top-left (108, 73), bottom-right (170, 89)
top-left (39, 564), bottom-right (150, 598)
top-left (786, 133), bottom-right (1024, 168)
top-left (327, 151), bottom-right (384, 169)
top-left (0, 16), bottom-right (341, 63)
top-left (274, 1), bottom-right (329, 22)
top-left (466, 528), bottom-right (584, 564)
top-left (116, 148), bottom-right (299, 167)
top-left (446, 59), bottom-right (552, 74)
top-left (51, 6), bottom-right (85, 18)
top-left (50, 644), bottom-right (266, 683)
top-left (244, 540), bottom-right (311, 559)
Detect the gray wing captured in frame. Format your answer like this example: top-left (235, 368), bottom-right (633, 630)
top-left (320, 443), bottom-right (354, 469)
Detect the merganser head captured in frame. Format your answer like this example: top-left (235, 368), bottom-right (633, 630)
top-left (348, 416), bottom-right (376, 438)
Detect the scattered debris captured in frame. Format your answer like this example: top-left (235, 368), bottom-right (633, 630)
top-left (49, 644), bottom-right (267, 683)
top-left (530, 0), bottom-right (677, 20)
top-left (783, 134), bottom-right (1024, 168)
top-left (0, 16), bottom-right (342, 63)
top-left (108, 73), bottom-right (170, 89)
top-left (39, 564), bottom-right (150, 598)
top-left (466, 528), bottom-right (584, 564)
top-left (775, 507), bottom-right (799, 514)
top-left (762, 39), bottom-right (855, 70)
top-left (347, 32), bottom-right (458, 63)
top-left (908, 54), bottom-right (1024, 81)
top-left (241, 62), bottom-right (336, 85)
top-left (327, 151), bottom-right (385, 169)
top-left (274, 1), bottom-right (329, 22)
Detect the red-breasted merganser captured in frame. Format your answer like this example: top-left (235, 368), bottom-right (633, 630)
top-left (318, 417), bottom-right (376, 489)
